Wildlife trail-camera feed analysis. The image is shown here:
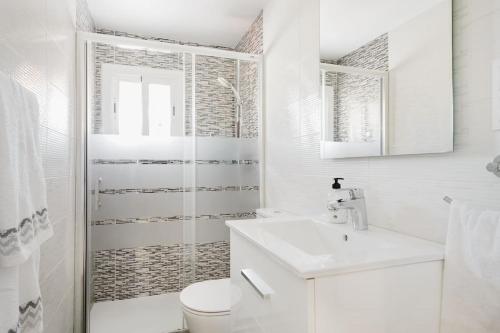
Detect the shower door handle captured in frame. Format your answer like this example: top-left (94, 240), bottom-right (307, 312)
top-left (241, 269), bottom-right (274, 299)
top-left (96, 177), bottom-right (103, 209)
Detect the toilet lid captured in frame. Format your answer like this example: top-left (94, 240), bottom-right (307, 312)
top-left (180, 278), bottom-right (230, 314)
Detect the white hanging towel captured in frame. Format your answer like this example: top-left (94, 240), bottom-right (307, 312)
top-left (0, 72), bottom-right (53, 333)
top-left (441, 200), bottom-right (500, 333)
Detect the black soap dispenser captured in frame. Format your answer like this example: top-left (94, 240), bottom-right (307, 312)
top-left (327, 177), bottom-right (348, 223)
top-left (332, 177), bottom-right (344, 189)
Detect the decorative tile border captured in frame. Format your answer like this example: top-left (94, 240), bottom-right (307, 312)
top-left (92, 241), bottom-right (230, 302)
top-left (92, 211), bottom-right (256, 226)
top-left (93, 159), bottom-right (259, 165)
top-left (97, 185), bottom-right (259, 195)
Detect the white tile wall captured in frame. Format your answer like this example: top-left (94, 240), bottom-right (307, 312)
top-left (0, 0), bottom-right (78, 332)
top-left (263, 0), bottom-right (500, 244)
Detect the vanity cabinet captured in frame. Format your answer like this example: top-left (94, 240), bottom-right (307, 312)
top-left (230, 231), bottom-right (314, 333)
top-left (230, 230), bottom-right (443, 333)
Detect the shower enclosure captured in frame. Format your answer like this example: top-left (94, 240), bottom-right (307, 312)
top-left (76, 32), bottom-right (262, 333)
top-left (320, 63), bottom-right (388, 157)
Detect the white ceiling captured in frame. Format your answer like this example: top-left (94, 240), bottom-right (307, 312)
top-left (87, 0), bottom-right (269, 48)
top-left (320, 0), bottom-right (446, 60)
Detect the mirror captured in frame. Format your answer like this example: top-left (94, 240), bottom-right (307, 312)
top-left (320, 0), bottom-right (453, 158)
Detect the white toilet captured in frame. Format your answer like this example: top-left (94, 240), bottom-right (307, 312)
top-left (179, 210), bottom-right (288, 332)
top-left (180, 278), bottom-right (230, 333)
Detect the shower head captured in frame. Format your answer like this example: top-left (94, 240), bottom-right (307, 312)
top-left (217, 77), bottom-right (241, 105)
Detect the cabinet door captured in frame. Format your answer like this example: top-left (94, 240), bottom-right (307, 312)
top-left (315, 261), bottom-right (443, 333)
top-left (230, 231), bottom-right (314, 333)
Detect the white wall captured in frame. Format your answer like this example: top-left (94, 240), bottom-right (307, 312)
top-left (263, 0), bottom-right (500, 244)
top-left (0, 0), bottom-right (77, 331)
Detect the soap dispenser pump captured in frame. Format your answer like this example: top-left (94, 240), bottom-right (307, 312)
top-left (332, 177), bottom-right (344, 189)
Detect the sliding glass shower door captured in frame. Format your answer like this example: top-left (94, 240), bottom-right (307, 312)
top-left (83, 35), bottom-right (261, 333)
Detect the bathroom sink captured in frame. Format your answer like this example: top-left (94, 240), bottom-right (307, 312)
top-left (226, 217), bottom-right (444, 278)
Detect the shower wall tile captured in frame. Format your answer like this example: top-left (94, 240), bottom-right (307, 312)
top-left (321, 34), bottom-right (388, 142)
top-left (92, 241), bottom-right (230, 302)
top-left (93, 250), bottom-right (116, 302)
top-left (239, 60), bottom-right (260, 138)
top-left (236, 11), bottom-right (263, 139)
top-left (115, 247), bottom-right (151, 299)
top-left (191, 54), bottom-right (238, 137)
top-left (236, 11), bottom-right (264, 54)
top-left (336, 33), bottom-right (389, 71)
top-left (194, 241), bottom-right (230, 283)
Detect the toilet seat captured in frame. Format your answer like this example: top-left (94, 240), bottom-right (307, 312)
top-left (180, 278), bottom-right (230, 316)
top-left (182, 306), bottom-right (229, 317)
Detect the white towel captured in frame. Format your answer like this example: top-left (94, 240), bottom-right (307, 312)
top-left (0, 250), bottom-right (43, 333)
top-left (441, 200), bottom-right (500, 333)
top-left (0, 72), bottom-right (53, 332)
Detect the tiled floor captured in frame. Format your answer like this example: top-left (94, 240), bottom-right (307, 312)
top-left (90, 293), bottom-right (184, 333)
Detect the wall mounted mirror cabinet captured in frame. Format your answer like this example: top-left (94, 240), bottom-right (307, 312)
top-left (320, 0), bottom-right (454, 158)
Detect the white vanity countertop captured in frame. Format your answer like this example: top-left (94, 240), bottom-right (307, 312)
top-left (226, 217), bottom-right (444, 279)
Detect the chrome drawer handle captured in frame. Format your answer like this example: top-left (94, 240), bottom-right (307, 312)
top-left (241, 269), bottom-right (274, 299)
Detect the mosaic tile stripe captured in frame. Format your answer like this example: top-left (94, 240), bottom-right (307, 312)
top-left (93, 159), bottom-right (259, 165)
top-left (92, 241), bottom-right (230, 302)
top-left (92, 211), bottom-right (256, 226)
top-left (98, 185), bottom-right (259, 195)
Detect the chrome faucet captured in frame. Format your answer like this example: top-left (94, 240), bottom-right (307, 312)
top-left (327, 180), bottom-right (368, 231)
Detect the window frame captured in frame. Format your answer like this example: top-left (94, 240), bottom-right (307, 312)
top-left (101, 63), bottom-right (184, 136)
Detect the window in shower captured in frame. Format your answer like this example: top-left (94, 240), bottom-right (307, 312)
top-left (101, 63), bottom-right (184, 136)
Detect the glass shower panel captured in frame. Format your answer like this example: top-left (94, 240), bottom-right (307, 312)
top-left (85, 38), bottom-right (261, 332)
top-left (188, 55), bottom-right (261, 285)
top-left (87, 41), bottom-right (195, 332)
